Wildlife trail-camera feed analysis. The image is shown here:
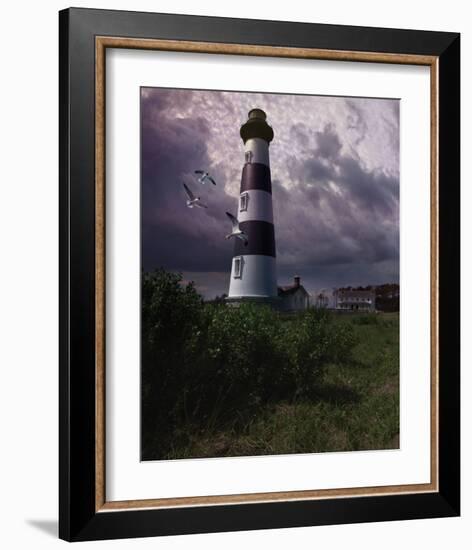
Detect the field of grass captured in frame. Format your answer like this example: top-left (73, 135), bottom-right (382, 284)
top-left (162, 311), bottom-right (399, 459)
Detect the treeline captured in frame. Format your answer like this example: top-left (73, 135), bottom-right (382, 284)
top-left (141, 269), bottom-right (357, 460)
top-left (375, 284), bottom-right (400, 312)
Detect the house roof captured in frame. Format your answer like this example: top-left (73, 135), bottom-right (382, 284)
top-left (278, 284), bottom-right (309, 297)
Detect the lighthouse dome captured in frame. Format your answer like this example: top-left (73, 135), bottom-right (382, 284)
top-left (248, 108), bottom-right (267, 120)
top-left (240, 108), bottom-right (274, 144)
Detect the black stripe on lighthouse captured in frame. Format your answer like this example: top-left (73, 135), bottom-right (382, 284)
top-left (233, 220), bottom-right (276, 257)
top-left (240, 163), bottom-right (272, 194)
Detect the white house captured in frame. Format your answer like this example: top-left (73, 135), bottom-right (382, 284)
top-left (333, 288), bottom-right (376, 311)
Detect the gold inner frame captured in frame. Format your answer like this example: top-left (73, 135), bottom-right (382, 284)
top-left (95, 36), bottom-right (439, 512)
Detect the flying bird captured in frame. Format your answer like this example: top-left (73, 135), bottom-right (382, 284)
top-left (183, 183), bottom-right (207, 209)
top-left (225, 212), bottom-right (248, 245)
top-left (194, 170), bottom-right (217, 186)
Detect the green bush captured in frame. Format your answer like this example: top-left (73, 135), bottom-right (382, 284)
top-left (284, 309), bottom-right (356, 396)
top-left (203, 304), bottom-right (288, 410)
top-left (141, 269), bottom-right (205, 456)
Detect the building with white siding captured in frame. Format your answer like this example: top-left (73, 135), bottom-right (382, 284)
top-left (333, 288), bottom-right (376, 311)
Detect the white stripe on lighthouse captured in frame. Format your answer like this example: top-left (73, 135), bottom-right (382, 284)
top-left (228, 255), bottom-right (277, 298)
top-left (238, 189), bottom-right (274, 224)
top-left (244, 137), bottom-right (270, 167)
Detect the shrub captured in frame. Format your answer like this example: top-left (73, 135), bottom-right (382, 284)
top-left (284, 308), bottom-right (356, 396)
top-left (203, 303), bottom-right (287, 411)
top-left (141, 269), bottom-right (205, 456)
top-left (142, 268), bottom-right (204, 356)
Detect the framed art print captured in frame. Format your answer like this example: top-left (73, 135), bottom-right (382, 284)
top-left (59, 8), bottom-right (460, 541)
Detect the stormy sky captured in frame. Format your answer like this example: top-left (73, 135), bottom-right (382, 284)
top-left (141, 87), bottom-right (399, 299)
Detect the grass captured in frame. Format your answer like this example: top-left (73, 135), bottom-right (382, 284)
top-left (162, 311), bottom-right (399, 459)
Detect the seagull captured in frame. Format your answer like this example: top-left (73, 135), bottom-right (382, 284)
top-left (183, 183), bottom-right (207, 209)
top-left (194, 170), bottom-right (217, 186)
top-left (225, 212), bottom-right (248, 245)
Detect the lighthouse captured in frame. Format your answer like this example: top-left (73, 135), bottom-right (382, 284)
top-left (227, 108), bottom-right (277, 303)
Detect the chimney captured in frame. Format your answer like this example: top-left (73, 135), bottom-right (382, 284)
top-left (294, 275), bottom-right (300, 287)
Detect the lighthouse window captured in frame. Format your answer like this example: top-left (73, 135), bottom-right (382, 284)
top-left (245, 150), bottom-right (253, 164)
top-left (240, 192), bottom-right (249, 212)
top-left (233, 256), bottom-right (243, 278)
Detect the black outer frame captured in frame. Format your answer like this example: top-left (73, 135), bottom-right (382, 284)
top-left (59, 7), bottom-right (460, 542)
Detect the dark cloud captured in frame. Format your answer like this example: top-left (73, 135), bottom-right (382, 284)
top-left (315, 123), bottom-right (343, 159)
top-left (141, 89), bottom-right (236, 275)
top-left (274, 122), bottom-right (398, 284)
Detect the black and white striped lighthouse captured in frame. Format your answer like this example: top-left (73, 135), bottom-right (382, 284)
top-left (227, 108), bottom-right (277, 302)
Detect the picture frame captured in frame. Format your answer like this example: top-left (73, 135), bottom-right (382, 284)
top-left (59, 7), bottom-right (460, 542)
